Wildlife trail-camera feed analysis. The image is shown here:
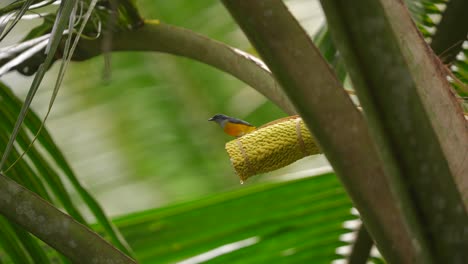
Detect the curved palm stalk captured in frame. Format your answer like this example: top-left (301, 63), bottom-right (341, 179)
top-left (79, 20), bottom-right (297, 114)
top-left (221, 1), bottom-right (416, 263)
top-left (0, 172), bottom-right (136, 263)
top-left (320, 0), bottom-right (468, 263)
top-left (7, 21), bottom-right (297, 115)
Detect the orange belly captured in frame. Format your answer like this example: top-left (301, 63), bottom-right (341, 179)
top-left (224, 122), bottom-right (256, 137)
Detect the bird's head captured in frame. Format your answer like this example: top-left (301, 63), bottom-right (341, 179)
top-left (208, 114), bottom-right (229, 127)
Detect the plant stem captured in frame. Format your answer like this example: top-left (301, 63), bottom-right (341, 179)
top-left (348, 225), bottom-right (373, 264)
top-left (72, 20), bottom-right (297, 115)
top-left (320, 0), bottom-right (468, 263)
top-left (1, 21), bottom-right (298, 114)
top-left (221, 1), bottom-right (417, 263)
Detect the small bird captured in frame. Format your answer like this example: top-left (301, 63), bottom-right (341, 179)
top-left (208, 114), bottom-right (256, 137)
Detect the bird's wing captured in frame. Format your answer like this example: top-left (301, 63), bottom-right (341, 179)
top-left (227, 116), bottom-right (255, 127)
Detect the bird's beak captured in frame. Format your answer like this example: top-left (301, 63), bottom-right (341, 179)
top-left (208, 117), bottom-right (214, 121)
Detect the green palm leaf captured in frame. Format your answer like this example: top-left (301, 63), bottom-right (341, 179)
top-left (0, 81), bottom-right (132, 255)
top-left (108, 173), bottom-right (357, 264)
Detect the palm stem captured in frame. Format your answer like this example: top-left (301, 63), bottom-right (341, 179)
top-left (221, 1), bottom-right (417, 263)
top-left (320, 0), bottom-right (468, 262)
top-left (73, 20), bottom-right (297, 114)
top-left (347, 225), bottom-right (373, 264)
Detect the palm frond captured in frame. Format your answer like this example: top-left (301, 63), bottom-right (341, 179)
top-left (407, 0), bottom-right (467, 66)
top-left (0, 0), bottom-right (77, 171)
top-left (408, 0), bottom-right (468, 98)
top-left (0, 217), bottom-right (35, 263)
top-left (0, 81), bottom-right (132, 256)
top-left (107, 172), bottom-right (358, 263)
top-left (10, 0), bottom-right (100, 185)
top-left (0, 7), bottom-right (133, 253)
top-left (452, 48), bottom-right (468, 93)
